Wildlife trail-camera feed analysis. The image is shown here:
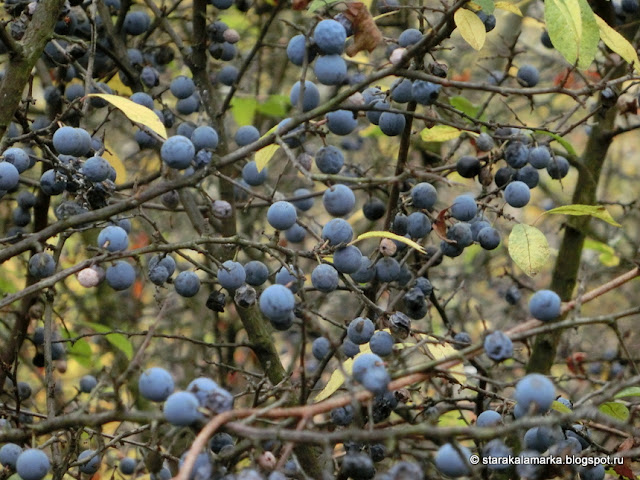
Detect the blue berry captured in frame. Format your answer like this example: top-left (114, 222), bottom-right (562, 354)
top-left (379, 112), bottom-right (406, 136)
top-left (163, 391), bottom-right (200, 426)
top-left (313, 19), bottom-right (347, 54)
top-left (290, 80), bottom-right (320, 112)
top-left (97, 225), bottom-right (129, 252)
top-left (580, 465), bottom-right (605, 480)
top-left (130, 92), bottom-right (154, 109)
top-left (0, 162), bottom-right (20, 191)
top-left (292, 188), bottom-right (314, 211)
top-left (149, 255), bottom-right (176, 276)
top-left (139, 367), bottom-right (174, 402)
top-left (174, 271), bottom-right (201, 297)
top-left (275, 264), bottom-right (302, 292)
top-left (267, 201), bottom-right (297, 230)
top-left (407, 212), bottom-right (431, 238)
top-left (504, 180), bottom-right (530, 207)
top-left (315, 145), bottom-right (344, 174)
top-left (286, 34), bottom-right (316, 66)
top-left (366, 100), bottom-right (390, 125)
top-left (28, 252), bottom-right (56, 278)
top-left (235, 125), bottom-right (260, 146)
top-left (311, 264), bottom-right (339, 292)
top-left (529, 289), bottom-right (561, 321)
top-left (547, 155), bottom-right (570, 179)
top-left (244, 261), bottom-right (269, 286)
top-left (123, 11), bottom-right (151, 35)
top-left (398, 28), bottom-right (422, 46)
top-left (333, 245), bottom-right (363, 274)
top-left (3, 148), bottom-right (30, 173)
top-left (450, 194), bottom-right (477, 221)
top-left (314, 55), bottom-right (347, 85)
top-left (475, 132), bottom-right (494, 151)
top-left (447, 222), bottom-right (473, 248)
top-left (81, 156), bottom-right (111, 182)
top-left (412, 80), bottom-right (440, 105)
top-left (476, 410), bottom-right (502, 427)
top-left (350, 257), bottom-right (376, 283)
top-left (326, 110), bottom-right (357, 136)
top-left (505, 285), bottom-right (521, 304)
top-left (347, 317), bottom-right (375, 344)
top-left (330, 405), bottom-right (353, 426)
top-left (410, 182), bottom-right (437, 209)
top-left (352, 353), bottom-right (389, 394)
top-left (217, 65), bottom-right (238, 86)
top-left (505, 141), bottom-right (529, 168)
top-left (515, 165), bottom-right (540, 188)
top-left (0, 443), bottom-right (22, 469)
top-left (191, 126), bottom-right (219, 151)
top-left (434, 443), bottom-right (471, 478)
top-left (322, 218), bottom-right (353, 245)
top-left (517, 64), bottom-right (540, 87)
top-left (477, 227), bottom-right (500, 250)
top-left (209, 432), bottom-right (234, 453)
top-left (106, 261), bottom-right (136, 290)
top-left (515, 373), bottom-right (555, 414)
top-left (218, 260), bottom-right (246, 290)
top-left (312, 337), bottom-right (331, 360)
top-left (170, 75), bottom-right (195, 99)
top-left (79, 375), bottom-right (97, 393)
top-left (259, 284), bottom-right (295, 322)
top-left (528, 145), bottom-right (551, 168)
top-left (119, 458), bottom-right (136, 475)
top-left (285, 223), bottom-right (306, 243)
top-left (16, 449), bottom-right (50, 480)
top-left (176, 94), bottom-right (200, 114)
top-left (342, 339), bottom-right (360, 358)
top-left (375, 257), bottom-right (400, 282)
top-left (323, 184), bottom-right (355, 216)
top-left (484, 330), bottom-right (513, 361)
top-left (390, 78), bottom-right (413, 103)
top-left (161, 136), bottom-right (195, 170)
top-left (40, 170), bottom-right (66, 195)
top-left (186, 377), bottom-right (233, 413)
top-left (78, 450), bottom-right (101, 474)
top-left (242, 161), bottom-right (267, 186)
top-left (369, 331), bottom-right (394, 356)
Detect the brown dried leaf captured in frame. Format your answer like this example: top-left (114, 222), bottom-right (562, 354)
top-left (433, 208), bottom-right (450, 242)
top-left (292, 0), bottom-right (310, 9)
top-left (343, 2), bottom-right (383, 56)
top-left (613, 437), bottom-right (636, 480)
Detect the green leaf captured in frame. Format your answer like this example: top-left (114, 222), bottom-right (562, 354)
top-left (67, 338), bottom-right (93, 368)
top-left (351, 231), bottom-right (426, 254)
top-left (420, 125), bottom-right (462, 142)
top-left (87, 94), bottom-right (167, 139)
top-left (598, 401), bottom-right (630, 421)
top-left (584, 238), bottom-right (620, 267)
top-left (508, 224), bottom-right (550, 277)
top-left (543, 204), bottom-right (621, 227)
top-left (86, 322), bottom-right (134, 360)
top-left (544, 0), bottom-right (599, 69)
top-left (551, 400), bottom-right (573, 413)
top-left (449, 96), bottom-right (481, 120)
top-left (472, 0), bottom-right (495, 13)
top-left (614, 387), bottom-right (640, 399)
top-left (454, 9), bottom-right (486, 50)
top-left (308, 0), bottom-right (340, 12)
top-left (230, 97), bottom-right (257, 127)
top-left (594, 14), bottom-right (640, 71)
top-left (257, 95), bottom-right (290, 117)
top-left (534, 130), bottom-right (577, 156)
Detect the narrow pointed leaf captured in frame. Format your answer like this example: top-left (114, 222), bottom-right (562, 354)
top-left (543, 204), bottom-right (621, 227)
top-left (88, 94), bottom-right (167, 139)
top-left (352, 231), bottom-right (426, 254)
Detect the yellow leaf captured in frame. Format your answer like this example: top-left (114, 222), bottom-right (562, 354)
top-left (425, 340), bottom-right (466, 383)
top-left (351, 231), bottom-right (426, 254)
top-left (420, 125), bottom-right (462, 142)
top-left (494, 1), bottom-right (523, 15)
top-left (542, 204), bottom-right (621, 227)
top-left (254, 125), bottom-right (279, 172)
top-left (508, 224), bottom-right (550, 277)
top-left (454, 9), bottom-right (486, 50)
top-left (594, 14), bottom-right (640, 71)
top-left (315, 344), bottom-right (372, 402)
top-left (102, 141), bottom-right (127, 184)
top-left (87, 94), bottom-right (167, 139)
